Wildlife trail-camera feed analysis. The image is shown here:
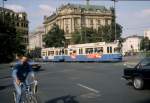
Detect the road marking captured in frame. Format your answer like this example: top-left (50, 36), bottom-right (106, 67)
top-left (80, 92), bottom-right (101, 98)
top-left (77, 83), bottom-right (99, 93)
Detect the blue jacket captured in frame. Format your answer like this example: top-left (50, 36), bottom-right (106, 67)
top-left (12, 62), bottom-right (33, 82)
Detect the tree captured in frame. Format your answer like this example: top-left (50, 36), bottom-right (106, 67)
top-left (0, 12), bottom-right (26, 63)
top-left (71, 30), bottom-right (83, 44)
top-left (96, 8), bottom-right (122, 42)
top-left (110, 7), bottom-right (123, 41)
top-left (0, 20), bottom-right (16, 62)
top-left (140, 37), bottom-right (150, 51)
top-left (71, 27), bottom-right (99, 44)
top-left (43, 24), bottom-right (66, 47)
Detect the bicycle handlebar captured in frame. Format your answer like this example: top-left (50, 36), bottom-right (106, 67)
top-left (20, 80), bottom-right (38, 86)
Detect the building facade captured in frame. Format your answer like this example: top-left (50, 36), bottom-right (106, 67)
top-left (122, 35), bottom-right (143, 54)
top-left (43, 3), bottom-right (113, 44)
top-left (0, 7), bottom-right (29, 48)
top-left (144, 29), bottom-right (150, 39)
top-left (29, 26), bottom-right (45, 50)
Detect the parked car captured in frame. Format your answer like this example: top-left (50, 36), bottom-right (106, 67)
top-left (122, 57), bottom-right (150, 90)
top-left (10, 60), bottom-right (41, 71)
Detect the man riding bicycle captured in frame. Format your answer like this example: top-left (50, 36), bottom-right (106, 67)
top-left (12, 55), bottom-right (37, 103)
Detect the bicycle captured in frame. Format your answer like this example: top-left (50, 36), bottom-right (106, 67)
top-left (13, 80), bottom-right (38, 103)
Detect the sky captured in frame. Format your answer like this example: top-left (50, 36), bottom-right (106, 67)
top-left (1, 0), bottom-right (150, 37)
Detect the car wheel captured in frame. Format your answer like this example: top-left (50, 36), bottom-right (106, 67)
top-left (133, 77), bottom-right (144, 90)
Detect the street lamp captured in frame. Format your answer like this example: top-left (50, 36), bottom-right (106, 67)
top-left (2, 0), bottom-right (7, 23)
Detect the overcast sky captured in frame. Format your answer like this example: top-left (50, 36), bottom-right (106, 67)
top-left (2, 0), bottom-right (150, 37)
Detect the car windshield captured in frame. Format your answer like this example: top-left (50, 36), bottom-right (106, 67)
top-left (140, 58), bottom-right (150, 68)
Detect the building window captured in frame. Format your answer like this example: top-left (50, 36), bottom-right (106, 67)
top-left (17, 23), bottom-right (19, 26)
top-left (97, 20), bottom-right (101, 25)
top-left (21, 23), bottom-right (24, 27)
top-left (16, 15), bottom-right (19, 20)
top-left (66, 25), bottom-right (69, 33)
top-left (74, 18), bottom-right (80, 31)
top-left (90, 19), bottom-right (93, 25)
top-left (23, 16), bottom-right (26, 20)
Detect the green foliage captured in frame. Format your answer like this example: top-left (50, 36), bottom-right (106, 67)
top-left (0, 12), bottom-right (26, 63)
top-left (71, 31), bottom-right (82, 44)
top-left (140, 37), bottom-right (150, 51)
top-left (43, 24), bottom-right (66, 47)
top-left (71, 23), bottom-right (122, 44)
top-left (71, 27), bottom-right (99, 44)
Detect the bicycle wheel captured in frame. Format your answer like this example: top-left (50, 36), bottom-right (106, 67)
top-left (33, 84), bottom-right (37, 94)
top-left (13, 91), bottom-right (16, 103)
top-left (27, 95), bottom-right (38, 103)
top-left (20, 92), bottom-right (29, 103)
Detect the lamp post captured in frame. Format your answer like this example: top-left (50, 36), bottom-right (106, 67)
top-left (2, 0), bottom-right (7, 23)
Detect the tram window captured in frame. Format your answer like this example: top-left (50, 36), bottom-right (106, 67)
top-left (110, 47), bottom-right (112, 53)
top-left (114, 47), bottom-right (119, 53)
top-left (100, 47), bottom-right (103, 53)
top-left (107, 47), bottom-right (112, 53)
top-left (59, 51), bottom-right (62, 55)
top-left (62, 49), bottom-right (64, 54)
top-left (107, 47), bottom-right (110, 53)
top-left (56, 51), bottom-right (59, 55)
top-left (86, 48), bottom-right (93, 54)
top-left (65, 50), bottom-right (68, 55)
top-left (97, 47), bottom-right (103, 53)
top-left (79, 48), bottom-right (83, 54)
top-left (48, 51), bottom-right (54, 56)
top-left (94, 48), bottom-right (98, 53)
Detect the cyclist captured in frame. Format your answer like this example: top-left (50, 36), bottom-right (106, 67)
top-left (12, 55), bottom-right (36, 103)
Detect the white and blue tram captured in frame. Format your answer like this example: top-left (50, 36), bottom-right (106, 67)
top-left (41, 41), bottom-right (122, 62)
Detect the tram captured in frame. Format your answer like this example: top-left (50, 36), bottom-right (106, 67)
top-left (41, 41), bottom-right (122, 62)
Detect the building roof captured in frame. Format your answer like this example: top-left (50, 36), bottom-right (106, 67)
top-left (59, 3), bottom-right (109, 11)
top-left (44, 3), bottom-right (111, 24)
top-left (124, 35), bottom-right (143, 39)
top-left (0, 7), bottom-right (14, 13)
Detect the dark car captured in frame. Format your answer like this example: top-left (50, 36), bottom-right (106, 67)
top-left (10, 60), bottom-right (41, 71)
top-left (123, 57), bottom-right (150, 90)
top-left (29, 60), bottom-right (41, 71)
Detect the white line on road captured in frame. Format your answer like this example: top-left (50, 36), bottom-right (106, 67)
top-left (77, 83), bottom-right (99, 93)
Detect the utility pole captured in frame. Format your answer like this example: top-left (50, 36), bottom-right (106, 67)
top-left (84, 0), bottom-right (90, 43)
top-left (113, 0), bottom-right (117, 41)
top-left (80, 8), bottom-right (83, 43)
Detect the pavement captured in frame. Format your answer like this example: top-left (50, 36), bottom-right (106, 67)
top-left (0, 61), bottom-right (150, 103)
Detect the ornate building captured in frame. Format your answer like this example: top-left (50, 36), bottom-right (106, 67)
top-left (29, 26), bottom-right (45, 50)
top-left (43, 3), bottom-right (113, 44)
top-left (0, 7), bottom-right (29, 48)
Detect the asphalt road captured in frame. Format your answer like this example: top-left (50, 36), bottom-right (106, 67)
top-left (0, 62), bottom-right (150, 103)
